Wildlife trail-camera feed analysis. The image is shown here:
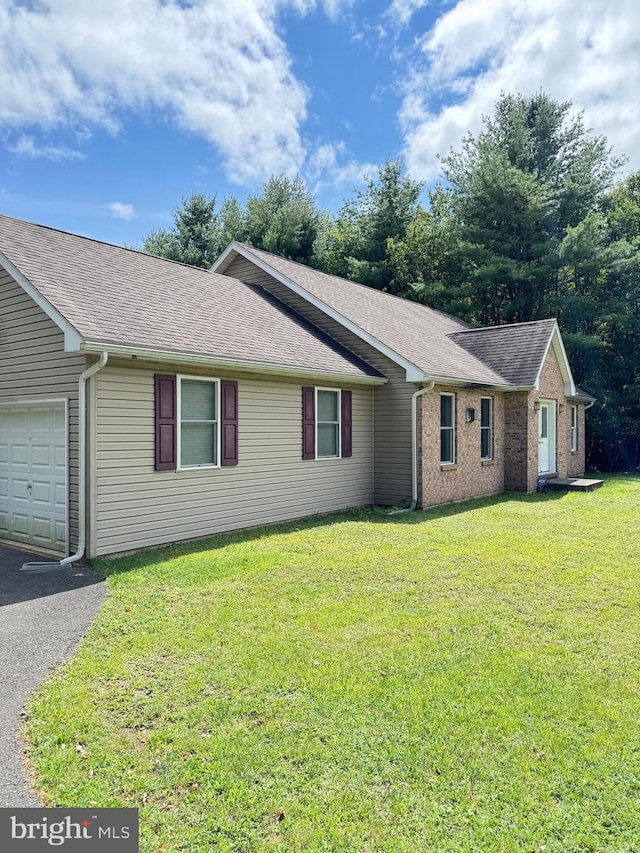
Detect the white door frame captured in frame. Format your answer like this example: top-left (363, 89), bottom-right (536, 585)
top-left (537, 399), bottom-right (556, 474)
top-left (0, 397), bottom-right (69, 554)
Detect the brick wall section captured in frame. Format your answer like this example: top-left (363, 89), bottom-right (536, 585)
top-left (503, 346), bottom-right (586, 492)
top-left (419, 385), bottom-right (505, 508)
top-left (418, 347), bottom-right (587, 503)
top-left (567, 403), bottom-right (587, 477)
top-left (503, 391), bottom-right (530, 491)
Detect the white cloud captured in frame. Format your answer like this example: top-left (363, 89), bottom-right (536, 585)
top-left (305, 141), bottom-right (377, 194)
top-left (400, 0), bottom-right (640, 183)
top-left (108, 202), bottom-right (135, 221)
top-left (8, 134), bottom-right (85, 161)
top-left (320, 0), bottom-right (356, 18)
top-left (385, 0), bottom-right (431, 27)
top-left (0, 0), bottom-right (351, 184)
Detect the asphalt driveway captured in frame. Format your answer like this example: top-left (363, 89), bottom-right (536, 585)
top-left (0, 545), bottom-right (107, 806)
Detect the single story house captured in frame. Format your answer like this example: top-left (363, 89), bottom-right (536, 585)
top-left (0, 215), bottom-right (593, 559)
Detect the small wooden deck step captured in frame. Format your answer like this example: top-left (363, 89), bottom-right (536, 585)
top-left (544, 477), bottom-right (604, 492)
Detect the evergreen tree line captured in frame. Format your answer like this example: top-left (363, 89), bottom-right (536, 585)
top-left (141, 93), bottom-right (640, 473)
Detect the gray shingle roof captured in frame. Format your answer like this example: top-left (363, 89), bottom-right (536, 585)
top-left (570, 386), bottom-right (596, 402)
top-left (221, 244), bottom-right (510, 386)
top-left (448, 319), bottom-right (558, 387)
top-left (0, 215), bottom-right (381, 381)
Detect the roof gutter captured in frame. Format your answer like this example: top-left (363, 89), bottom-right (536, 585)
top-left (80, 342), bottom-right (387, 386)
top-left (22, 352), bottom-right (109, 571)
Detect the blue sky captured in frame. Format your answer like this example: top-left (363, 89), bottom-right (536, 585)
top-left (1, 0), bottom-right (637, 248)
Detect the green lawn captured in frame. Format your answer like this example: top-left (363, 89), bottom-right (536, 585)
top-left (23, 475), bottom-right (640, 852)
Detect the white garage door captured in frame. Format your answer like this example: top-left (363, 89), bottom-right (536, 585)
top-left (0, 401), bottom-right (68, 552)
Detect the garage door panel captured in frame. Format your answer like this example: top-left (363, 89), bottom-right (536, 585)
top-left (8, 409), bottom-right (27, 431)
top-left (32, 480), bottom-right (54, 505)
top-left (30, 408), bottom-right (53, 432)
top-left (0, 402), bottom-right (67, 552)
top-left (11, 479), bottom-right (30, 502)
top-left (32, 516), bottom-right (55, 543)
top-left (10, 444), bottom-right (28, 467)
top-left (54, 482), bottom-right (67, 509)
top-left (54, 520), bottom-right (66, 548)
top-left (53, 446), bottom-right (67, 470)
top-left (11, 513), bottom-right (29, 537)
top-left (31, 443), bottom-right (54, 468)
top-left (53, 408), bottom-right (66, 431)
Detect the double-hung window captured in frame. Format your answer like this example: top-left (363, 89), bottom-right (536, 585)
top-left (570, 405), bottom-right (578, 452)
top-left (481, 397), bottom-right (493, 460)
top-left (440, 393), bottom-right (455, 464)
top-left (302, 387), bottom-right (352, 460)
top-left (316, 388), bottom-right (341, 458)
top-left (179, 377), bottom-right (219, 468)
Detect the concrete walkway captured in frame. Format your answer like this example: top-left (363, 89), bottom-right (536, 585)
top-left (0, 545), bottom-right (107, 806)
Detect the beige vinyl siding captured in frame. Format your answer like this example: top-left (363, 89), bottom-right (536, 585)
top-left (224, 256), bottom-right (414, 505)
top-left (92, 363), bottom-right (373, 555)
top-left (0, 268), bottom-right (86, 551)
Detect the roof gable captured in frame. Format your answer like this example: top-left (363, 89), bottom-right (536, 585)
top-left (449, 319), bottom-right (576, 393)
top-left (214, 243), bottom-right (510, 387)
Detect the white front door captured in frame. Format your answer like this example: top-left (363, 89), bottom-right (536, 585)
top-left (0, 402), bottom-right (68, 552)
top-left (537, 401), bottom-right (556, 474)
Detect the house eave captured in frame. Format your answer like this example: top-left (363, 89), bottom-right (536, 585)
top-left (422, 374), bottom-right (514, 390)
top-left (80, 342), bottom-right (388, 386)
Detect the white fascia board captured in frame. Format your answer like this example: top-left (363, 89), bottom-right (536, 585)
top-left (534, 322), bottom-right (576, 396)
top-left (0, 250), bottom-right (83, 351)
top-left (425, 374), bottom-right (514, 390)
top-left (212, 243), bottom-right (426, 383)
top-left (81, 342), bottom-right (388, 386)
top-left (211, 241), bottom-right (238, 273)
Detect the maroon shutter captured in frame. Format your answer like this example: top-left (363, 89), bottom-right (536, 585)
top-left (341, 390), bottom-right (352, 458)
top-left (221, 380), bottom-right (238, 466)
top-left (302, 386), bottom-right (315, 460)
top-left (155, 374), bottom-right (177, 471)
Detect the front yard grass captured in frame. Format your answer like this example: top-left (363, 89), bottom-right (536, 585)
top-left (24, 475), bottom-right (640, 852)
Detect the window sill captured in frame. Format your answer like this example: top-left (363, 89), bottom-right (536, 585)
top-left (177, 464), bottom-right (220, 471)
top-left (481, 459), bottom-right (495, 466)
top-left (440, 463), bottom-right (457, 471)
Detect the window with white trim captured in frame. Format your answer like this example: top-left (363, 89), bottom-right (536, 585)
top-left (316, 388), bottom-right (341, 458)
top-left (440, 393), bottom-right (455, 464)
top-left (481, 397), bottom-right (493, 460)
top-left (570, 404), bottom-right (578, 452)
top-left (179, 377), bottom-right (219, 468)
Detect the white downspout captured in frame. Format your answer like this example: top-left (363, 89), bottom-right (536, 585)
top-left (388, 381), bottom-right (435, 515)
top-left (409, 382), bottom-right (435, 511)
top-left (22, 351), bottom-right (108, 571)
